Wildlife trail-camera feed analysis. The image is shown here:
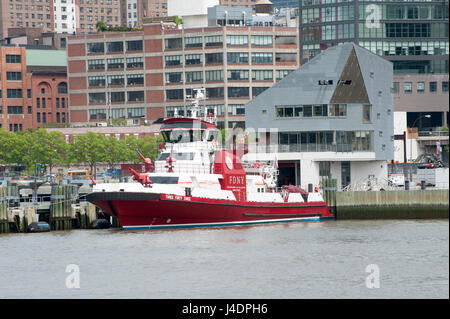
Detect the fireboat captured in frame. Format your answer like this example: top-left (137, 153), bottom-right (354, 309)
top-left (86, 89), bottom-right (333, 230)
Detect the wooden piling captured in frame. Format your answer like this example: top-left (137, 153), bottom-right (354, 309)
top-left (50, 185), bottom-right (78, 231)
top-left (323, 179), bottom-right (337, 219)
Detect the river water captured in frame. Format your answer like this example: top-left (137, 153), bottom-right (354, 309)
top-left (0, 219), bottom-right (448, 299)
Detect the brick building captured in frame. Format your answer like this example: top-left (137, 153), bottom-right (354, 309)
top-left (0, 45), bottom-right (68, 131)
top-left (66, 22), bottom-right (299, 128)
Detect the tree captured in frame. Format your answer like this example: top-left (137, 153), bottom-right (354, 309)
top-left (70, 132), bottom-right (107, 178)
top-left (96, 21), bottom-right (108, 32)
top-left (103, 136), bottom-right (129, 169)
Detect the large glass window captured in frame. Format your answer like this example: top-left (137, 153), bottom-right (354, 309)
top-left (227, 35), bottom-right (248, 47)
top-left (107, 41), bottom-right (123, 53)
top-left (6, 72), bottom-right (22, 81)
top-left (251, 35), bottom-right (272, 47)
top-left (88, 59), bottom-right (104, 70)
top-left (7, 89), bottom-right (22, 98)
top-left (87, 42), bottom-right (104, 54)
top-left (89, 109), bottom-right (107, 120)
top-left (6, 55), bottom-right (21, 63)
top-left (206, 87), bottom-right (224, 99)
top-left (88, 76), bottom-right (105, 87)
top-left (127, 91), bottom-right (145, 102)
top-left (185, 71), bottom-right (203, 83)
top-left (205, 53), bottom-right (223, 64)
top-left (252, 52), bottom-right (273, 64)
top-left (127, 74), bottom-right (144, 86)
top-left (89, 93), bottom-right (106, 104)
top-left (227, 52), bottom-right (249, 64)
top-left (205, 70), bottom-right (223, 82)
top-left (165, 72), bottom-right (183, 84)
top-left (184, 37), bottom-right (202, 49)
top-left (166, 89), bottom-right (184, 100)
top-left (252, 70), bottom-right (273, 81)
top-left (165, 55), bottom-right (182, 66)
top-left (128, 107), bottom-right (145, 118)
top-left (228, 70), bottom-right (249, 81)
top-left (165, 38), bottom-right (182, 50)
top-left (107, 58), bottom-right (124, 69)
top-left (108, 75), bottom-right (124, 86)
top-left (110, 92), bottom-right (125, 103)
top-left (228, 87), bottom-right (249, 98)
top-left (126, 40), bottom-right (143, 52)
top-left (185, 54), bottom-right (202, 66)
top-left (127, 57), bottom-right (143, 69)
top-left (205, 35), bottom-right (223, 47)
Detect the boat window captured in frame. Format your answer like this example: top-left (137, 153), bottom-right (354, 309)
top-left (161, 129), bottom-right (206, 143)
top-left (149, 176), bottom-right (179, 184)
top-left (157, 152), bottom-right (195, 161)
top-left (207, 130), bottom-right (219, 142)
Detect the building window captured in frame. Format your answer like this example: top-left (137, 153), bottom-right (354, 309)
top-left (56, 98), bottom-right (60, 108)
top-left (392, 82), bottom-right (399, 94)
top-left (28, 106), bottom-right (32, 114)
top-left (107, 41), bottom-right (123, 53)
top-left (184, 36), bottom-right (202, 49)
top-left (89, 92), bottom-right (106, 104)
top-left (127, 74), bottom-right (144, 86)
top-left (6, 72), bottom-right (22, 81)
top-left (58, 83), bottom-right (67, 94)
top-left (88, 59), bottom-right (105, 70)
top-left (7, 106), bottom-right (23, 114)
top-left (111, 108), bottom-right (125, 119)
top-left (227, 35), bottom-right (248, 47)
top-left (165, 55), bottom-right (182, 66)
top-left (37, 112), bottom-right (41, 123)
top-left (442, 81), bottom-right (449, 92)
top-left (7, 89), bottom-right (22, 98)
top-left (126, 57), bottom-right (143, 69)
top-left (251, 35), bottom-right (272, 47)
top-left (205, 70), bottom-right (223, 82)
top-left (227, 52), bottom-right (248, 64)
top-left (205, 53), bottom-right (223, 64)
top-left (363, 104), bottom-right (372, 123)
top-left (429, 81), bottom-right (437, 92)
top-left (110, 92), bottom-right (125, 103)
top-left (128, 107), bottom-right (145, 118)
top-left (228, 87), bottom-right (249, 98)
top-left (88, 76), bottom-right (105, 87)
top-left (276, 70), bottom-right (293, 81)
top-left (185, 71), bottom-right (203, 83)
top-left (107, 75), bottom-right (125, 86)
top-left (417, 82), bottom-right (425, 93)
top-left (89, 109), bottom-right (107, 120)
top-left (205, 35), bottom-right (223, 47)
top-left (404, 82), bottom-right (412, 93)
top-left (252, 52), bottom-right (273, 64)
top-left (6, 55), bottom-right (21, 63)
top-left (206, 87), bottom-right (224, 99)
top-left (42, 98), bottom-right (46, 109)
top-left (87, 42), bottom-right (104, 54)
top-left (185, 54), bottom-right (202, 66)
top-left (228, 70), bottom-right (249, 81)
top-left (165, 38), bottom-right (182, 50)
top-left (107, 58), bottom-right (124, 69)
top-left (165, 72), bottom-right (183, 84)
top-left (252, 70), bottom-right (273, 81)
top-left (126, 40), bottom-right (143, 52)
top-left (127, 91), bottom-right (144, 102)
top-left (228, 104), bottom-right (245, 116)
top-left (166, 89), bottom-right (184, 100)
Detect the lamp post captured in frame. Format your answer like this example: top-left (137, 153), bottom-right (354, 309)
top-left (408, 114), bottom-right (431, 183)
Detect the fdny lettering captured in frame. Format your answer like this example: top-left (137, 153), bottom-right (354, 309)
top-left (229, 175), bottom-right (245, 185)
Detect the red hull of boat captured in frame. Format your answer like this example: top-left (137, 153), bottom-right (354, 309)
top-left (87, 192), bottom-right (333, 230)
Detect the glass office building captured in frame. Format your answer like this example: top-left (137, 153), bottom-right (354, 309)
top-left (299, 0), bottom-right (449, 74)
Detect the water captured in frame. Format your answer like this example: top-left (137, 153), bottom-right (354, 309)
top-left (0, 219), bottom-right (448, 299)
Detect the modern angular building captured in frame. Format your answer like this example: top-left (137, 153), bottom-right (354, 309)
top-left (245, 42), bottom-right (394, 190)
top-left (299, 0), bottom-right (449, 130)
top-left (66, 22), bottom-right (299, 128)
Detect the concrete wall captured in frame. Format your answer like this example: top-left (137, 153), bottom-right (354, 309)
top-left (335, 189), bottom-right (449, 219)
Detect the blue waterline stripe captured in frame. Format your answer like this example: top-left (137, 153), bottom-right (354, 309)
top-left (123, 216), bottom-right (333, 231)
